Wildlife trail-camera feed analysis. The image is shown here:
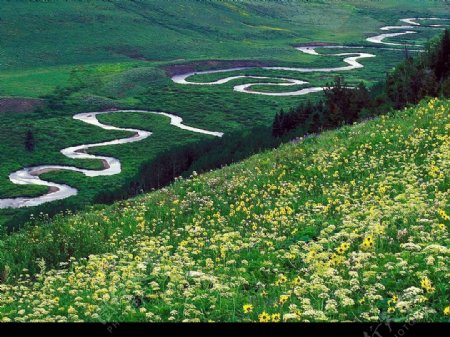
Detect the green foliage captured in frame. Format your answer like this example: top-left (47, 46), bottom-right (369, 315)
top-left (385, 29), bottom-right (450, 108)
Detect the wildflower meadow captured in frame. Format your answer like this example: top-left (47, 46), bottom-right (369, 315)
top-left (0, 98), bottom-right (448, 322)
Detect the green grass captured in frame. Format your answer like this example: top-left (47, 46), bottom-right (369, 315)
top-left (0, 0), bottom-right (449, 228)
top-left (0, 98), bottom-right (448, 322)
top-left (0, 0), bottom-right (446, 71)
top-left (0, 110), bottom-right (216, 227)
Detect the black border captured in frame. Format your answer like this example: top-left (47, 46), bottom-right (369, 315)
top-left (0, 322), bottom-right (447, 337)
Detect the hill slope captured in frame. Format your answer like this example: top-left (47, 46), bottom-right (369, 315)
top-left (0, 97), bottom-right (449, 322)
top-left (1, 0), bottom-right (446, 70)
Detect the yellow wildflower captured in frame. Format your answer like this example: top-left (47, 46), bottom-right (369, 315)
top-left (361, 235), bottom-right (374, 249)
top-left (277, 274), bottom-right (287, 284)
top-left (243, 304), bottom-right (253, 314)
top-left (279, 294), bottom-right (289, 305)
top-left (420, 277), bottom-right (435, 293)
top-left (271, 313), bottom-right (281, 322)
top-left (444, 306), bottom-right (450, 316)
top-left (258, 311), bottom-right (271, 323)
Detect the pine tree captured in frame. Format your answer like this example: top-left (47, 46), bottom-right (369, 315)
top-left (418, 68), bottom-right (438, 99)
top-left (435, 29), bottom-right (450, 80)
top-left (324, 76), bottom-right (348, 127)
top-left (309, 113), bottom-right (322, 133)
top-left (297, 101), bottom-right (311, 125)
top-left (25, 130), bottom-right (35, 152)
top-left (272, 111), bottom-right (282, 137)
top-left (278, 108), bottom-right (286, 134)
top-left (350, 82), bottom-right (370, 121)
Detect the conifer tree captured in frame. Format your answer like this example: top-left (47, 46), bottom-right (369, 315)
top-left (25, 130), bottom-right (35, 152)
top-left (272, 111), bottom-right (282, 137)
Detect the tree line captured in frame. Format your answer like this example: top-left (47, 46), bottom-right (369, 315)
top-left (271, 29), bottom-right (450, 138)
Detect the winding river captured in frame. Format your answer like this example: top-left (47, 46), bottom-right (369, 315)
top-left (172, 46), bottom-right (376, 96)
top-left (0, 17), bottom-right (448, 209)
top-left (0, 111), bottom-right (223, 208)
top-left (172, 17), bottom-right (449, 95)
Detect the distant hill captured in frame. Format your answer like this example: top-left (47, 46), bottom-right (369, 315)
top-left (0, 0), bottom-right (447, 69)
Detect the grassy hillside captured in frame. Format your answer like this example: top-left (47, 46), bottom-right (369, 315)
top-left (0, 97), bottom-right (448, 322)
top-left (1, 0), bottom-right (448, 228)
top-left (1, 0), bottom-right (446, 71)
top-left (1, 0), bottom-right (446, 97)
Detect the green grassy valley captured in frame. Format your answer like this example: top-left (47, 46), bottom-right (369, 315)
top-left (1, 0), bottom-right (449, 229)
top-left (0, 97), bottom-right (448, 322)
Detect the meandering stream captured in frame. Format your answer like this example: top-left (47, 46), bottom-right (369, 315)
top-left (172, 17), bottom-right (449, 95)
top-left (0, 111), bottom-right (223, 208)
top-left (0, 17), bottom-right (448, 209)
